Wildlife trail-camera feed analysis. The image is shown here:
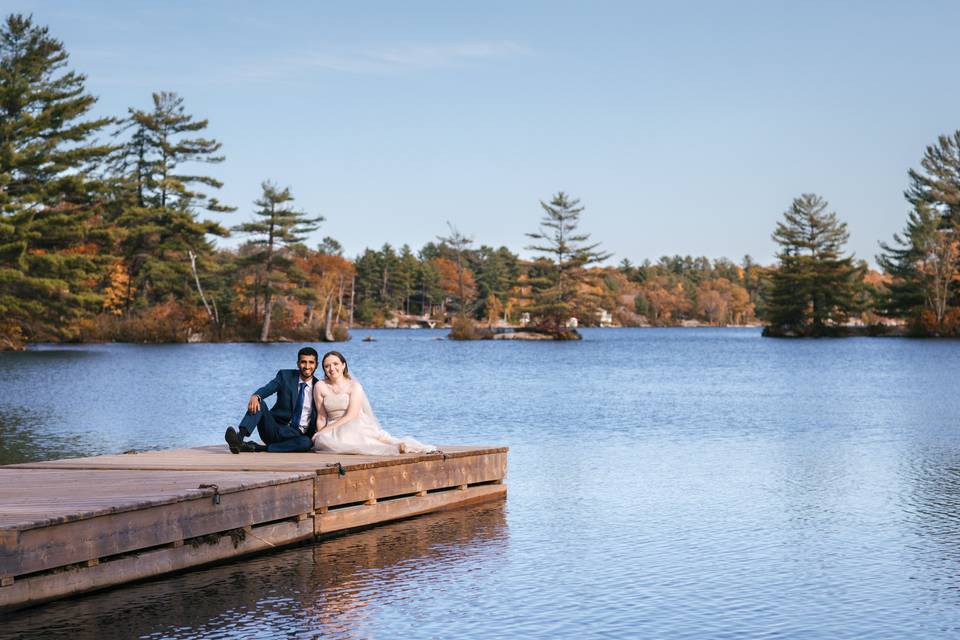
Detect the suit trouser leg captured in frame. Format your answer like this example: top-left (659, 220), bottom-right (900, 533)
top-left (238, 406), bottom-right (312, 453)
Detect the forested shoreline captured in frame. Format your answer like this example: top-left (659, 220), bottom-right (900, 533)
top-left (3, 14), bottom-right (960, 350)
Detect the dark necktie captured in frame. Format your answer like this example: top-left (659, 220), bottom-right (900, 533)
top-left (291, 382), bottom-right (306, 430)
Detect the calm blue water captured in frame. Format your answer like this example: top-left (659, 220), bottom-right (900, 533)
top-left (3, 328), bottom-right (960, 638)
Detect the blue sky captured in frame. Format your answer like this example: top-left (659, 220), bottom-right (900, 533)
top-left (14, 1), bottom-right (960, 266)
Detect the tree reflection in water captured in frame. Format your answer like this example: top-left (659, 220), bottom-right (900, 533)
top-left (0, 349), bottom-right (104, 465)
top-left (0, 406), bottom-right (96, 465)
top-left (1, 502), bottom-right (508, 639)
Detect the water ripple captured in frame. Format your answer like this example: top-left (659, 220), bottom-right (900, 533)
top-left (4, 330), bottom-right (960, 637)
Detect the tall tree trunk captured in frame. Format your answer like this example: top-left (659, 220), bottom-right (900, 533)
top-left (324, 295), bottom-right (334, 341)
top-left (259, 217), bottom-right (276, 342)
top-left (188, 250), bottom-right (215, 324)
top-left (335, 275), bottom-right (344, 324)
top-left (260, 293), bottom-right (273, 341)
top-left (349, 275), bottom-right (355, 327)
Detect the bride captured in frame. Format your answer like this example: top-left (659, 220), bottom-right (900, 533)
top-left (312, 350), bottom-right (437, 455)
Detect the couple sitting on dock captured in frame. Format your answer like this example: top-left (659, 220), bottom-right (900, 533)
top-left (224, 347), bottom-right (437, 456)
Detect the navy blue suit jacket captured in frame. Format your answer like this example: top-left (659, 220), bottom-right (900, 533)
top-left (255, 369), bottom-right (319, 435)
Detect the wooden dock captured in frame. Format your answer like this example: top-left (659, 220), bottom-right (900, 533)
top-left (0, 444), bottom-right (507, 612)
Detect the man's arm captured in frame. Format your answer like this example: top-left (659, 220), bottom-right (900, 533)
top-left (248, 371), bottom-right (283, 413)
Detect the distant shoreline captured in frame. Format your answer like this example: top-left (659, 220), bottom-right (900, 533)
top-left (10, 323), bottom-right (951, 351)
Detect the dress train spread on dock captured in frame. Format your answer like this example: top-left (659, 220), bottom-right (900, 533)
top-left (312, 384), bottom-right (436, 455)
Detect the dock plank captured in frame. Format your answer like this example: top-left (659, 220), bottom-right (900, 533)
top-left (315, 451), bottom-right (507, 507)
top-left (0, 469), bottom-right (314, 578)
top-left (6, 445), bottom-right (507, 473)
top-left (0, 518), bottom-right (315, 611)
top-left (316, 484), bottom-right (507, 535)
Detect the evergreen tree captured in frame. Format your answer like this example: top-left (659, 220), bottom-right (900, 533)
top-left (472, 245), bottom-right (520, 323)
top-left (525, 192), bottom-right (611, 336)
top-left (378, 243), bottom-right (403, 311)
top-left (110, 91), bottom-right (232, 309)
top-left (415, 252), bottom-right (443, 317)
top-left (352, 248), bottom-right (382, 322)
top-left (317, 236), bottom-right (343, 256)
top-left (765, 193), bottom-right (862, 335)
top-left (0, 14), bottom-right (114, 349)
top-left (878, 202), bottom-right (959, 333)
top-left (234, 181), bottom-right (322, 341)
top-left (396, 245), bottom-right (419, 314)
top-left (905, 131), bottom-right (960, 220)
top-left (879, 131), bottom-right (960, 334)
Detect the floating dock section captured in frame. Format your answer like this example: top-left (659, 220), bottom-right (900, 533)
top-left (0, 445), bottom-right (507, 612)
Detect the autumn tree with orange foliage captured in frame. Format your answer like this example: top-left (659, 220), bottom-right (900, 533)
top-left (695, 278), bottom-right (755, 325)
top-left (295, 248), bottom-right (355, 340)
top-left (634, 276), bottom-right (692, 325)
top-left (431, 257), bottom-right (477, 313)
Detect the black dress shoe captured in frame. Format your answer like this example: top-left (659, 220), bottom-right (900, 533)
top-left (225, 426), bottom-right (242, 454)
top-left (238, 441), bottom-right (267, 453)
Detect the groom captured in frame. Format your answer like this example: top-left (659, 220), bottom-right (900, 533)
top-left (224, 346), bottom-right (319, 453)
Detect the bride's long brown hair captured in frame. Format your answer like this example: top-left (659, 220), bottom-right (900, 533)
top-left (321, 351), bottom-right (351, 380)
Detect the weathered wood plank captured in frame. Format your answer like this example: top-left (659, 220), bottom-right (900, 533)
top-left (0, 519), bottom-right (314, 612)
top-left (0, 473), bottom-right (314, 578)
top-left (0, 469), bottom-right (315, 530)
top-left (5, 445), bottom-right (507, 474)
top-left (315, 451), bottom-right (507, 507)
top-left (316, 484), bottom-right (507, 535)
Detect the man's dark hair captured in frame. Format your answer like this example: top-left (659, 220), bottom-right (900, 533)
top-left (297, 346), bottom-right (319, 360)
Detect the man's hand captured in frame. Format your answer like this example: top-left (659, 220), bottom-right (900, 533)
top-left (247, 395), bottom-right (261, 414)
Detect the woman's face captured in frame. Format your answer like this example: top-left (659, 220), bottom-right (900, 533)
top-left (323, 355), bottom-right (345, 381)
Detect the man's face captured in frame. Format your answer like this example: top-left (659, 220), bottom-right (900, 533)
top-left (298, 355), bottom-right (318, 380)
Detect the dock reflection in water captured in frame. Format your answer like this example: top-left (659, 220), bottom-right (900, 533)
top-left (1, 502), bottom-right (507, 639)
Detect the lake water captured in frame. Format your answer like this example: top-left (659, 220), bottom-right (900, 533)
top-left (3, 328), bottom-right (960, 638)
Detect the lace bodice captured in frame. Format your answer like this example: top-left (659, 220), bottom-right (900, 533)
top-left (322, 393), bottom-right (349, 419)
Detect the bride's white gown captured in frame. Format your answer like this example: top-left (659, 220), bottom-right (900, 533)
top-left (312, 391), bottom-right (436, 455)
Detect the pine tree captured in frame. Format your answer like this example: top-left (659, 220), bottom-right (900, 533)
top-left (110, 91), bottom-right (232, 310)
top-left (524, 192), bottom-right (611, 337)
top-left (878, 131), bottom-right (960, 334)
top-left (878, 203), bottom-right (960, 333)
top-left (396, 245), bottom-right (419, 315)
top-left (378, 243), bottom-right (402, 311)
top-left (0, 14), bottom-right (115, 349)
top-left (765, 194), bottom-right (862, 336)
top-left (415, 252), bottom-right (443, 317)
top-left (352, 248), bottom-right (383, 321)
top-left (234, 181), bottom-right (322, 341)
top-left (905, 131), bottom-right (960, 220)
top-left (473, 245), bottom-right (520, 323)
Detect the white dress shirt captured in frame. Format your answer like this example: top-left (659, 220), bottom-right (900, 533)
top-left (297, 378), bottom-right (314, 432)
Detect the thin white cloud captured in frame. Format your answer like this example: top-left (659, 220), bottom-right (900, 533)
top-left (235, 41), bottom-right (531, 81)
